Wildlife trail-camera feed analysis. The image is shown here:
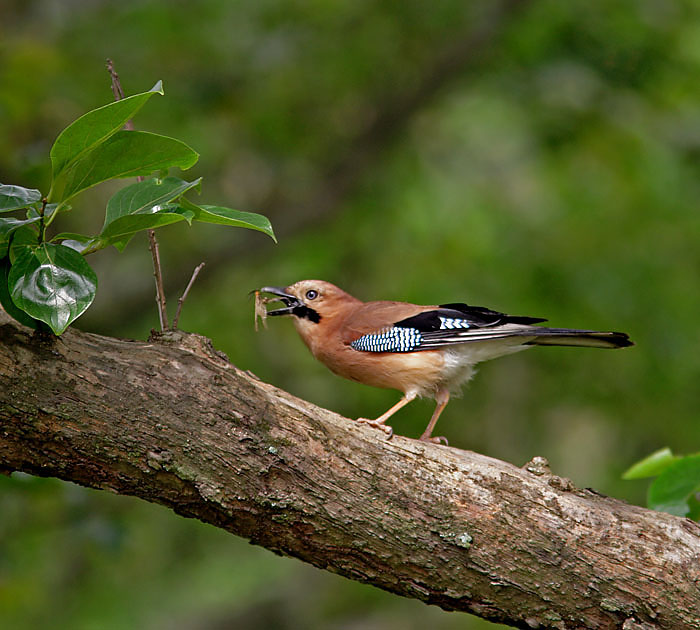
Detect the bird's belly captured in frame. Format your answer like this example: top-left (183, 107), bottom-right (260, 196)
top-left (315, 345), bottom-right (447, 397)
top-left (439, 340), bottom-right (531, 390)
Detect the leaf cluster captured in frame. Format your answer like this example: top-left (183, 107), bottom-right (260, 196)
top-left (623, 448), bottom-right (700, 519)
top-left (0, 82), bottom-right (274, 334)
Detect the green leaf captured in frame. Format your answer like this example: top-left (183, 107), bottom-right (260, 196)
top-left (50, 130), bottom-right (199, 202)
top-left (52, 232), bottom-right (94, 243)
top-left (0, 216), bottom-right (42, 256)
top-left (107, 238), bottom-right (132, 253)
top-left (0, 258), bottom-right (39, 329)
top-left (179, 198), bottom-right (276, 241)
top-left (100, 211), bottom-right (190, 241)
top-left (0, 223), bottom-right (39, 260)
top-left (0, 185), bottom-right (42, 213)
top-left (8, 243), bottom-right (97, 334)
top-left (648, 454), bottom-right (700, 517)
top-left (96, 204), bottom-right (195, 252)
top-left (51, 234), bottom-right (99, 253)
top-left (49, 81), bottom-right (163, 187)
top-left (622, 447), bottom-right (679, 480)
top-left (104, 176), bottom-right (202, 229)
top-left (688, 495), bottom-right (700, 521)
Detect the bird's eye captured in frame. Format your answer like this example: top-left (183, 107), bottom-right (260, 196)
top-left (305, 289), bottom-right (319, 300)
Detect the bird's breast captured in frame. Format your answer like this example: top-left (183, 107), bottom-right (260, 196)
top-left (310, 340), bottom-right (449, 397)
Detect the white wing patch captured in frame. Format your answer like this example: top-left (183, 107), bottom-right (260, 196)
top-left (438, 316), bottom-right (471, 330)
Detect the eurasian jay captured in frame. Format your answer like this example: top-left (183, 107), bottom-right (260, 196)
top-left (258, 280), bottom-right (632, 444)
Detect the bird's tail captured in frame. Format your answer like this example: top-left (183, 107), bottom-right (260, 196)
top-left (525, 328), bottom-right (632, 349)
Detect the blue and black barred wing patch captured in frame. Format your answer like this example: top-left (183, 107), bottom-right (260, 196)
top-left (350, 327), bottom-right (424, 353)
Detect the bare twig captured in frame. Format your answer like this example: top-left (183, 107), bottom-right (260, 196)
top-left (105, 58), bottom-right (169, 329)
top-left (172, 262), bottom-right (205, 329)
top-left (148, 232), bottom-right (169, 329)
top-left (106, 58), bottom-right (134, 131)
top-left (106, 58), bottom-right (126, 100)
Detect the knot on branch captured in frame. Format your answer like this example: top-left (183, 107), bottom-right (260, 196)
top-left (523, 455), bottom-right (576, 493)
top-left (148, 328), bottom-right (230, 366)
top-left (523, 455), bottom-right (551, 476)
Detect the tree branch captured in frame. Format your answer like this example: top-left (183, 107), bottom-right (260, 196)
top-left (0, 311), bottom-right (698, 630)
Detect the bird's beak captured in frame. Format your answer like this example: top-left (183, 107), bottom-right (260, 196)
top-left (257, 286), bottom-right (302, 316)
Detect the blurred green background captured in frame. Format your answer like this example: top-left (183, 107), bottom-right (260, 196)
top-left (1, 0), bottom-right (699, 628)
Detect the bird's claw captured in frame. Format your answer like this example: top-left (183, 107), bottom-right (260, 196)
top-left (356, 418), bottom-right (394, 440)
top-left (419, 435), bottom-right (449, 446)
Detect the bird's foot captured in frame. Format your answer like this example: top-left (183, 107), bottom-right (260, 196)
top-left (356, 418), bottom-right (394, 440)
top-left (419, 434), bottom-right (449, 446)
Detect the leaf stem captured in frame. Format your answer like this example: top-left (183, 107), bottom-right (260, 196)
top-left (38, 198), bottom-right (48, 243)
top-left (80, 242), bottom-right (100, 256)
top-left (172, 262), bottom-right (205, 329)
top-left (43, 200), bottom-right (67, 231)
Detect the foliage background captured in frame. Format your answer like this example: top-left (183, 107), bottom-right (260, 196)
top-left (1, 1), bottom-right (699, 628)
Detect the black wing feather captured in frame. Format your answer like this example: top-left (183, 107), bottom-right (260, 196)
top-left (394, 304), bottom-right (546, 331)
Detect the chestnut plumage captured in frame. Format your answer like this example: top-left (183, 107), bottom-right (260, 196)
top-left (259, 280), bottom-right (632, 445)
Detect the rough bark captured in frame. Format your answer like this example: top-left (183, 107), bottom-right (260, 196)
top-left (0, 311), bottom-right (698, 630)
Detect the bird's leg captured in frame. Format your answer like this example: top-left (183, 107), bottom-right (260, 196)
top-left (419, 388), bottom-right (450, 445)
top-left (357, 392), bottom-right (417, 439)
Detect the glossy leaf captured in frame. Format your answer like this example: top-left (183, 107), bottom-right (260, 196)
top-left (104, 176), bottom-right (202, 229)
top-left (179, 198), bottom-right (276, 241)
top-left (52, 232), bottom-right (95, 243)
top-left (98, 204), bottom-right (194, 251)
top-left (49, 81), bottom-right (163, 185)
top-left (0, 224), bottom-right (39, 260)
top-left (52, 233), bottom-right (99, 253)
top-left (50, 130), bottom-right (199, 202)
top-left (648, 454), bottom-right (700, 517)
top-left (0, 185), bottom-right (42, 213)
top-left (0, 216), bottom-right (42, 257)
top-left (107, 238), bottom-right (132, 253)
top-left (106, 210), bottom-right (196, 253)
top-left (688, 496), bottom-right (700, 521)
top-left (8, 243), bottom-right (97, 334)
top-left (0, 257), bottom-right (39, 329)
top-left (622, 447), bottom-right (679, 480)
top-left (101, 211), bottom-right (189, 240)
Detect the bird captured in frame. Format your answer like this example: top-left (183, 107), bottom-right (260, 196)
top-left (257, 280), bottom-right (632, 445)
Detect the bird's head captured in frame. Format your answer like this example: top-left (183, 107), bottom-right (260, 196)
top-left (258, 280), bottom-right (360, 331)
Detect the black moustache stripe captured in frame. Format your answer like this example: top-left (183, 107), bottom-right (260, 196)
top-left (292, 305), bottom-right (321, 323)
